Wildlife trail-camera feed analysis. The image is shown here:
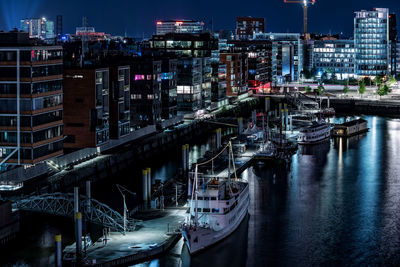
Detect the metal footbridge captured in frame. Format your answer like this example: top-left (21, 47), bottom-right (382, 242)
top-left (285, 91), bottom-right (320, 110)
top-left (12, 193), bottom-right (135, 233)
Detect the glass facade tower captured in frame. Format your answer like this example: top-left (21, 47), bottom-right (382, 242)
top-left (354, 8), bottom-right (389, 76)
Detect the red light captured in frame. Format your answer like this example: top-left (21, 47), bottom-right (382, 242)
top-left (175, 21), bottom-right (183, 26)
top-left (156, 21), bottom-right (162, 25)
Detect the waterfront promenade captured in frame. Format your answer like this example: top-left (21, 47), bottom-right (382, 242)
top-left (75, 208), bottom-right (186, 266)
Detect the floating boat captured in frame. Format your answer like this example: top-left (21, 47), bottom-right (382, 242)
top-left (297, 120), bottom-right (331, 145)
top-left (181, 142), bottom-right (249, 254)
top-left (254, 141), bottom-right (277, 161)
top-left (332, 118), bottom-right (368, 137)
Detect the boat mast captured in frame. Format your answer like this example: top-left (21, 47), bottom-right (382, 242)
top-left (194, 165), bottom-right (199, 226)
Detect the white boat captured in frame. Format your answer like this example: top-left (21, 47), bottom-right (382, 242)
top-left (181, 142), bottom-right (250, 254)
top-left (297, 120), bottom-right (330, 145)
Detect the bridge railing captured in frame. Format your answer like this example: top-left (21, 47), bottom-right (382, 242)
top-left (13, 193), bottom-right (134, 233)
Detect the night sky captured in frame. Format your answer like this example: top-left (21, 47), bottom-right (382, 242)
top-left (0, 0), bottom-right (399, 38)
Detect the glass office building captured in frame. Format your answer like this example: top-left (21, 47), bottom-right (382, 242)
top-left (0, 32), bottom-right (63, 165)
top-left (313, 40), bottom-right (356, 80)
top-left (354, 8), bottom-right (390, 76)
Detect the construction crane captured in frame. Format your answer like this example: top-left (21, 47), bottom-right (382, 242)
top-left (284, 0), bottom-right (316, 40)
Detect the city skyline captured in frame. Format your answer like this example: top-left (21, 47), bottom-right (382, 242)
top-left (1, 0), bottom-right (400, 38)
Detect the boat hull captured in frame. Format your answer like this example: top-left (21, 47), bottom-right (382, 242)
top-left (181, 187), bottom-right (249, 255)
top-left (298, 135), bottom-right (330, 145)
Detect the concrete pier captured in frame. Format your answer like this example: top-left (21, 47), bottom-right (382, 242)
top-left (82, 209), bottom-right (186, 266)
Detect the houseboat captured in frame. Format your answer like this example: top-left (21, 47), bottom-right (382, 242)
top-left (332, 118), bottom-right (368, 137)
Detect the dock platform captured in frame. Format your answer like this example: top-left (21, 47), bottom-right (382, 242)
top-left (66, 208), bottom-right (186, 266)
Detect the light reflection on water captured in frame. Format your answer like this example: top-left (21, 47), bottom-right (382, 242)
top-left (4, 116), bottom-right (400, 266)
top-left (156, 115), bottom-right (400, 266)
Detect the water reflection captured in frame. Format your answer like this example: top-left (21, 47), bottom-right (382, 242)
top-left (5, 116), bottom-right (400, 266)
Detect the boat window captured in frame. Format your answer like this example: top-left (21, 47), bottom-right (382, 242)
top-left (203, 208), bottom-right (210, 212)
top-left (197, 208), bottom-right (202, 212)
top-left (211, 197), bottom-right (217, 200)
top-left (212, 208), bottom-right (219, 213)
top-left (204, 197), bottom-right (210, 200)
top-left (226, 202), bottom-right (229, 205)
top-left (198, 197), bottom-right (203, 200)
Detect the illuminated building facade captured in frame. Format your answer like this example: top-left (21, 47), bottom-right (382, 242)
top-left (354, 8), bottom-right (390, 76)
top-left (130, 58), bottom-right (162, 126)
top-left (63, 68), bottom-right (111, 149)
top-left (160, 58), bottom-right (178, 119)
top-left (313, 40), bottom-right (356, 80)
top-left (0, 31), bottom-right (63, 165)
top-left (149, 33), bottom-right (218, 112)
top-left (254, 33), bottom-right (302, 82)
top-left (220, 52), bottom-right (248, 97)
top-left (156, 20), bottom-right (204, 35)
top-left (20, 18), bottom-right (55, 40)
top-left (236, 17), bottom-right (265, 40)
top-left (227, 40), bottom-right (272, 90)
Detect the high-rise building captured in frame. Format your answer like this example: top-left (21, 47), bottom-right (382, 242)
top-left (0, 31), bottom-right (63, 165)
top-left (149, 33), bottom-right (218, 112)
top-left (160, 59), bottom-right (178, 119)
top-left (354, 8), bottom-right (390, 76)
top-left (109, 66), bottom-right (131, 139)
top-left (226, 40), bottom-right (272, 90)
top-left (20, 18), bottom-right (55, 40)
top-left (220, 52), bottom-right (248, 97)
top-left (313, 40), bottom-right (356, 80)
top-left (130, 58), bottom-right (162, 126)
top-left (236, 17), bottom-right (265, 40)
top-left (389, 13), bottom-right (397, 76)
top-left (254, 33), bottom-right (302, 82)
top-left (63, 68), bottom-right (111, 150)
top-left (156, 20), bottom-right (204, 35)
top-left (56, 15), bottom-right (63, 38)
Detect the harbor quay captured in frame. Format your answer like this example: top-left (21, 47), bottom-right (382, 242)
top-left (65, 208), bottom-right (186, 266)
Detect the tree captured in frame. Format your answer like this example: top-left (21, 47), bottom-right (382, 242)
top-left (317, 84), bottom-right (325, 95)
top-left (359, 80), bottom-right (366, 96)
top-left (343, 82), bottom-right (349, 94)
top-left (376, 84), bottom-right (389, 99)
top-left (305, 86), bottom-right (312, 93)
top-left (388, 75), bottom-right (397, 86)
top-left (374, 75), bottom-right (384, 87)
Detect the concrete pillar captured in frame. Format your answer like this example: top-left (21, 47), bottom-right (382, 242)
top-left (216, 128), bottom-right (222, 149)
top-left (142, 169), bottom-right (148, 204)
top-left (237, 117), bottom-right (243, 135)
top-left (281, 109), bottom-right (284, 128)
top-left (86, 180), bottom-right (91, 214)
top-left (75, 212), bottom-right (82, 263)
top-left (74, 187), bottom-right (79, 213)
top-left (55, 234), bottom-right (62, 267)
top-left (290, 116), bottom-right (293, 131)
top-left (188, 174), bottom-right (192, 197)
top-left (182, 145), bottom-right (187, 172)
top-left (327, 96), bottom-right (330, 108)
top-left (185, 144), bottom-right (190, 171)
top-left (285, 109), bottom-right (289, 131)
top-left (147, 167), bottom-right (151, 202)
top-left (265, 97), bottom-right (270, 112)
top-left (252, 110), bottom-right (256, 126)
top-left (279, 103), bottom-right (282, 117)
